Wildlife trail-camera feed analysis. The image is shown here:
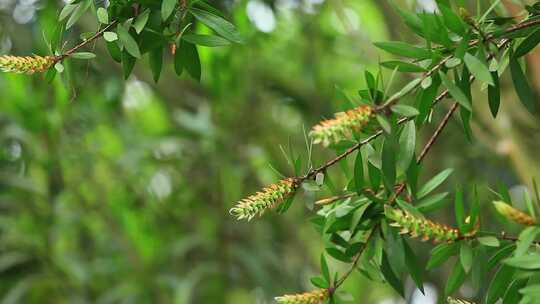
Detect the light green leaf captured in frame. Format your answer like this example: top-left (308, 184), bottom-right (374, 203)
top-left (70, 52), bottom-right (96, 59)
top-left (162, 0), bottom-right (177, 21)
top-left (439, 71), bottom-right (472, 111)
top-left (103, 31), bottom-right (118, 42)
top-left (133, 9), bottom-right (150, 34)
top-left (374, 41), bottom-right (433, 59)
top-left (117, 24), bottom-right (141, 58)
top-left (97, 7), bottom-right (108, 24)
top-left (417, 169), bottom-right (453, 199)
top-left (190, 8), bottom-right (244, 43)
top-left (182, 34), bottom-right (232, 47)
top-left (464, 52), bottom-right (494, 85)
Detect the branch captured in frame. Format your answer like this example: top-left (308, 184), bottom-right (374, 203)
top-left (56, 21), bottom-right (118, 62)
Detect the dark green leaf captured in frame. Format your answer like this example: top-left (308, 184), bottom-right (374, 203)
top-left (427, 243), bottom-right (459, 270)
top-left (381, 251), bottom-right (404, 297)
top-left (488, 71), bottom-right (501, 118)
top-left (321, 254), bottom-right (330, 282)
top-left (438, 4), bottom-right (465, 35)
top-left (175, 41), bottom-right (201, 81)
top-left (445, 260), bottom-right (467, 295)
top-left (486, 265), bottom-right (515, 304)
top-left (510, 51), bottom-right (537, 114)
top-left (149, 47), bottom-right (163, 83)
top-left (515, 27), bottom-right (540, 58)
top-left (354, 151), bottom-right (364, 196)
top-left (402, 239), bottom-right (424, 293)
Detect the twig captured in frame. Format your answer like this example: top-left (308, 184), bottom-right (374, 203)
top-left (56, 21), bottom-right (118, 62)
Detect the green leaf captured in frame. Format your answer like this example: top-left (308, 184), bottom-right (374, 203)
top-left (117, 24), bottom-right (141, 58)
top-left (427, 243), bottom-right (459, 270)
top-left (190, 8), bottom-right (244, 43)
top-left (381, 136), bottom-right (397, 192)
top-left (149, 47), bottom-right (163, 83)
top-left (59, 4), bottom-right (77, 21)
top-left (103, 31), bottom-right (118, 42)
top-left (439, 71), bottom-right (472, 111)
top-left (174, 41), bottom-right (201, 81)
top-left (460, 242), bottom-right (473, 272)
top-left (515, 227), bottom-right (540, 257)
top-left (354, 151), bottom-right (364, 196)
top-left (477, 236), bottom-right (500, 247)
top-left (438, 4), bottom-right (465, 35)
top-left (510, 51), bottom-right (537, 114)
top-left (121, 51), bottom-right (136, 79)
top-left (503, 279), bottom-right (527, 304)
top-left (391, 105), bottom-right (419, 117)
top-left (486, 265), bottom-right (515, 304)
top-left (133, 9), bottom-right (150, 34)
top-left (417, 169), bottom-right (453, 199)
top-left (504, 255), bottom-right (540, 270)
top-left (373, 41), bottom-right (432, 59)
top-left (455, 186), bottom-right (466, 233)
top-left (464, 52), bottom-right (494, 85)
top-left (397, 120), bottom-right (415, 174)
top-left (70, 52), bottom-right (96, 59)
top-left (381, 61), bottom-right (426, 73)
top-left (66, 0), bottom-right (91, 29)
top-left (161, 0), bottom-right (177, 21)
top-left (488, 244), bottom-right (516, 270)
top-left (320, 254), bottom-right (330, 282)
top-left (445, 260), bottom-right (467, 295)
top-left (182, 34), bottom-right (232, 47)
top-left (416, 192), bottom-right (449, 213)
top-left (515, 27), bottom-right (540, 58)
top-left (381, 251), bottom-right (404, 297)
top-left (488, 71), bottom-right (501, 118)
top-left (402, 239), bottom-right (424, 293)
top-left (387, 78), bottom-right (422, 104)
top-left (97, 7), bottom-right (108, 24)
top-left (310, 276), bottom-right (329, 288)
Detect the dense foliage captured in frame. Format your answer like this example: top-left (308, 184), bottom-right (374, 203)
top-left (2, 0), bottom-right (540, 303)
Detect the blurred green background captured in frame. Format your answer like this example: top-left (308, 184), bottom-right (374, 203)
top-left (1, 0), bottom-right (540, 303)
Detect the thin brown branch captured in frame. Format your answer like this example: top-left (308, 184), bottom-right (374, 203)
top-left (56, 21), bottom-right (118, 62)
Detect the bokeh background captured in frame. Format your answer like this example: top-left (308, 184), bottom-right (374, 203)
top-left (1, 0), bottom-right (540, 303)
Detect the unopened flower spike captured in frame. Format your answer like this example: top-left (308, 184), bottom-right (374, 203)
top-left (310, 105), bottom-right (374, 147)
top-left (229, 177), bottom-right (299, 221)
top-left (493, 201), bottom-right (536, 226)
top-left (385, 206), bottom-right (462, 243)
top-left (447, 297), bottom-right (475, 304)
top-left (0, 55), bottom-right (56, 74)
top-left (275, 289), bottom-right (329, 304)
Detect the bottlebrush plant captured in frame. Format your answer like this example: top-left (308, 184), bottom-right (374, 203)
top-left (227, 2), bottom-right (540, 304)
top-left (0, 0), bottom-right (243, 81)
top-left (3, 0), bottom-right (540, 303)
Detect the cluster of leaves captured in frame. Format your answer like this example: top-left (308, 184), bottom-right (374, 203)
top-left (53, 0), bottom-right (243, 81)
top-left (231, 1), bottom-right (540, 303)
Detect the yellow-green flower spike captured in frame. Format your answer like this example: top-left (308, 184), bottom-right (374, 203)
top-left (385, 206), bottom-right (461, 243)
top-left (310, 105), bottom-right (374, 146)
top-left (447, 297), bottom-right (475, 304)
top-left (493, 201), bottom-right (536, 226)
top-left (230, 178), bottom-right (298, 221)
top-left (275, 289), bottom-right (329, 304)
top-left (0, 55), bottom-right (55, 74)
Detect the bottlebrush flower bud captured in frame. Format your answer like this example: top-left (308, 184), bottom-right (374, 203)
top-left (275, 289), bottom-right (329, 304)
top-left (0, 55), bottom-right (55, 74)
top-left (447, 297), bottom-right (475, 304)
top-left (385, 206), bottom-right (461, 243)
top-left (229, 178), bottom-right (298, 220)
top-left (493, 201), bottom-right (536, 226)
top-left (310, 106), bottom-right (374, 146)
